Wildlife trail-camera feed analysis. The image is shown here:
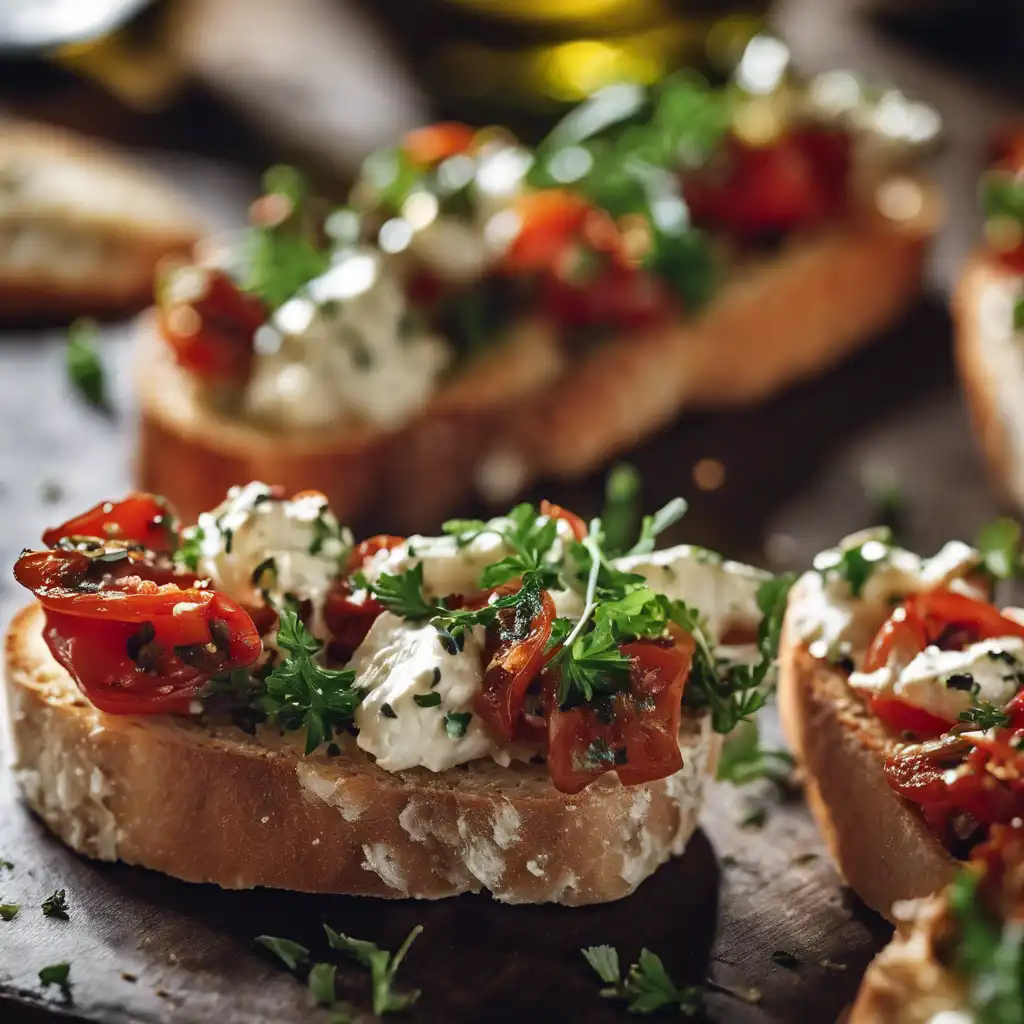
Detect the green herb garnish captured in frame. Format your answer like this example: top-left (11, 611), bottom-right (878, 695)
top-left (255, 935), bottom-right (310, 971)
top-left (959, 702), bottom-right (1012, 730)
top-left (716, 719), bottom-right (795, 785)
top-left (813, 529), bottom-right (892, 598)
top-left (173, 524), bottom-right (204, 573)
top-left (67, 318), bottom-right (107, 412)
top-left (308, 962), bottom-right (338, 1007)
top-left (0, 903), bottom-right (18, 921)
top-left (324, 923), bottom-right (423, 1015)
top-left (41, 889), bottom-right (68, 919)
top-left (444, 711), bottom-right (472, 739)
top-left (413, 692), bottom-right (441, 708)
top-left (258, 610), bottom-right (361, 754)
top-left (38, 963), bottom-right (71, 990)
top-left (977, 518), bottom-right (1022, 581)
top-left (582, 945), bottom-right (701, 1015)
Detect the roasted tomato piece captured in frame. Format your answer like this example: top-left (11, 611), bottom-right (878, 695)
top-left (15, 547), bottom-right (260, 715)
top-left (502, 190), bottom-right (592, 274)
top-left (345, 534), bottom-right (405, 575)
top-left (684, 128), bottom-right (850, 240)
top-left (42, 494), bottom-right (179, 553)
top-left (539, 500), bottom-right (588, 542)
top-left (402, 122), bottom-right (476, 168)
top-left (157, 266), bottom-right (267, 383)
top-left (911, 589), bottom-right (1024, 643)
top-left (545, 628), bottom-right (694, 794)
top-left (870, 697), bottom-right (951, 741)
top-left (475, 590), bottom-right (555, 741)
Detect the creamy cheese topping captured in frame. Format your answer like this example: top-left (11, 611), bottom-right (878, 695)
top-left (850, 636), bottom-right (1024, 724)
top-left (790, 533), bottom-right (982, 659)
top-left (196, 481), bottom-right (350, 627)
top-left (243, 246), bottom-right (450, 430)
top-left (349, 612), bottom-right (504, 771)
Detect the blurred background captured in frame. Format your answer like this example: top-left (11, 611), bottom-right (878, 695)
top-left (1, 0), bottom-right (1023, 589)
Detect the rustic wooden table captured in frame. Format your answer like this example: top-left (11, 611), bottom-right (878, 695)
top-left (1, 1), bottom-right (1022, 1021)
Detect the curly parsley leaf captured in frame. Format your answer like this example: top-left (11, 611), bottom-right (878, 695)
top-left (41, 889), bottom-right (69, 919)
top-left (717, 719), bottom-right (795, 785)
top-left (977, 518), bottom-right (1022, 582)
top-left (259, 610), bottom-right (361, 754)
top-left (959, 701), bottom-right (1012, 731)
top-left (67, 318), bottom-right (108, 413)
top-left (255, 935), bottom-right (310, 971)
top-left (813, 529), bottom-right (892, 598)
top-left (949, 869), bottom-right (1024, 1024)
top-left (325, 923), bottom-right (423, 1015)
top-left (582, 945), bottom-right (701, 1015)
top-left (370, 563), bottom-right (439, 620)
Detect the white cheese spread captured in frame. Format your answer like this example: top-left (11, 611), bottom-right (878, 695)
top-left (196, 481), bottom-right (350, 625)
top-left (243, 246), bottom-right (450, 430)
top-left (849, 636), bottom-right (1024, 724)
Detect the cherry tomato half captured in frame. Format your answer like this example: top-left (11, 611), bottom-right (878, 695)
top-left (42, 494), bottom-right (179, 553)
top-left (402, 122), bottom-right (476, 168)
top-left (539, 500), bottom-right (588, 542)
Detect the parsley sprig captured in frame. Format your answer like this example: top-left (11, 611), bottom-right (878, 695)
top-left (717, 719), bottom-right (795, 785)
top-left (977, 518), bottom-right (1022, 582)
top-left (949, 869), bottom-right (1024, 1024)
top-left (959, 701), bottom-right (1012, 731)
top-left (325, 924), bottom-right (423, 1015)
top-left (258, 610), bottom-right (361, 753)
top-left (582, 945), bottom-right (701, 1016)
top-left (67, 318), bottom-right (109, 413)
top-left (813, 529), bottom-right (892, 598)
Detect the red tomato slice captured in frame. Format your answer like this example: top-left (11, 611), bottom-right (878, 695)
top-left (475, 591), bottom-right (555, 741)
top-left (910, 589), bottom-right (1024, 642)
top-left (539, 500), bottom-right (588, 542)
top-left (15, 548), bottom-right (261, 715)
top-left (402, 122), bottom-right (476, 168)
top-left (345, 534), bottom-right (405, 575)
top-left (502, 190), bottom-right (592, 274)
top-left (42, 494), bottom-right (179, 553)
top-left (158, 267), bottom-right (266, 383)
top-left (545, 627), bottom-right (693, 794)
top-left (862, 605), bottom-right (929, 673)
top-left (869, 697), bottom-right (951, 741)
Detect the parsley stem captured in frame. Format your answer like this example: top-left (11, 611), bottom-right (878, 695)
top-left (559, 522), bottom-right (604, 654)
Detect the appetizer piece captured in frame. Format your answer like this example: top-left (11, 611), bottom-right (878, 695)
top-left (956, 128), bottom-right (1024, 512)
top-left (6, 485), bottom-right (789, 904)
top-left (0, 119), bottom-right (201, 320)
top-left (137, 45), bottom-right (941, 528)
top-left (779, 528), bottom-right (1024, 917)
top-left (849, 822), bottom-right (1023, 1023)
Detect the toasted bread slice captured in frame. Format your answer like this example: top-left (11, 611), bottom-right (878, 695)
top-left (846, 895), bottom-right (964, 1024)
top-left (954, 249), bottom-right (1024, 511)
top-left (4, 602), bottom-right (720, 904)
top-left (0, 120), bottom-right (202, 321)
top-left (777, 581), bottom-right (958, 919)
top-left (137, 186), bottom-right (938, 528)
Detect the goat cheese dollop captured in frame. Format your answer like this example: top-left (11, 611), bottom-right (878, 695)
top-left (196, 481), bottom-right (350, 624)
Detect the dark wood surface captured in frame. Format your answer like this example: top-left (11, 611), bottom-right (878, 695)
top-left (1, 0), bottom-right (1022, 1021)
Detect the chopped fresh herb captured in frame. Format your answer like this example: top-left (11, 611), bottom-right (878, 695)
top-left (174, 525), bottom-right (205, 573)
top-left (380, 702), bottom-right (397, 719)
top-left (429, 667), bottom-right (442, 688)
top-left (813, 530), bottom-right (892, 598)
top-left (583, 738), bottom-right (625, 769)
top-left (980, 169), bottom-right (1024, 228)
top-left (251, 556), bottom-right (277, 590)
top-left (41, 889), bottom-right (68, 919)
top-left (67, 318), bottom-right (108, 412)
top-left (308, 962), bottom-right (338, 1007)
top-left (38, 963), bottom-right (71, 990)
top-left (582, 945), bottom-right (701, 1015)
top-left (324, 923), bottom-right (423, 1015)
top-left (716, 719), bottom-right (795, 785)
top-left (626, 498), bottom-right (688, 557)
top-left (309, 509), bottom-right (345, 558)
top-left (258, 610), bottom-right (362, 754)
top-left (945, 673), bottom-right (978, 694)
top-left (770, 950), bottom-right (799, 968)
top-left (413, 692), bottom-right (441, 708)
top-left (444, 711), bottom-right (472, 739)
top-left (740, 805), bottom-right (767, 830)
top-left (948, 868), bottom-right (1024, 1024)
top-left (959, 702), bottom-right (1011, 730)
top-left (255, 935), bottom-right (310, 971)
top-left (977, 518), bottom-right (1022, 581)
top-left (0, 859), bottom-right (12, 870)
top-left (0, 903), bottom-right (18, 921)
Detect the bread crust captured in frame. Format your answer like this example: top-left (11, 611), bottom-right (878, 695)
top-left (954, 249), bottom-right (1024, 510)
top-left (847, 896), bottom-right (964, 1024)
top-left (137, 191), bottom-right (937, 528)
top-left (0, 120), bottom-right (201, 321)
top-left (777, 594), bottom-right (958, 920)
top-left (4, 602), bottom-right (720, 905)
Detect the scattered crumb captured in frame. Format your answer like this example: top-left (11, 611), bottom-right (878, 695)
top-left (260, 816), bottom-right (270, 824)
top-left (312, 838), bottom-right (321, 846)
top-left (155, 988), bottom-right (171, 999)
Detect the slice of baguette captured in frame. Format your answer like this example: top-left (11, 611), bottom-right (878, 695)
top-left (953, 249), bottom-right (1024, 511)
top-left (137, 184), bottom-right (938, 529)
top-left (847, 895), bottom-right (964, 1024)
top-left (777, 582), bottom-right (958, 920)
top-left (4, 602), bottom-right (721, 905)
top-left (0, 120), bottom-right (202, 321)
